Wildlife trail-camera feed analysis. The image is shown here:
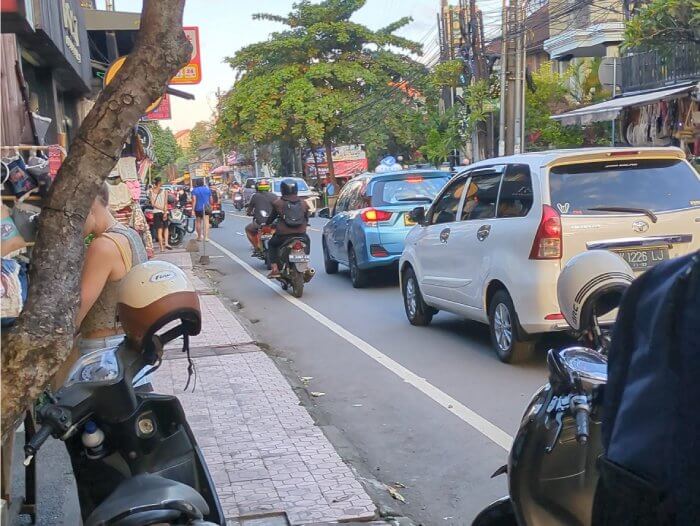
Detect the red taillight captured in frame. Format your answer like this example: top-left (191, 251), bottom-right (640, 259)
top-left (529, 205), bottom-right (562, 260)
top-left (545, 313), bottom-right (565, 320)
top-left (406, 176), bottom-right (424, 183)
top-left (292, 240), bottom-right (304, 251)
top-left (361, 208), bottom-right (392, 223)
top-left (370, 244), bottom-right (389, 257)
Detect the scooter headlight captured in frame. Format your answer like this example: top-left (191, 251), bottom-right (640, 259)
top-left (65, 347), bottom-right (121, 387)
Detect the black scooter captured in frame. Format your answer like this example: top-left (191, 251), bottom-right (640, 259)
top-left (24, 335), bottom-right (225, 525)
top-left (472, 312), bottom-right (613, 526)
top-left (274, 236), bottom-right (314, 298)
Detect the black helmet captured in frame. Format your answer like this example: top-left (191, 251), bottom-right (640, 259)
top-left (280, 179), bottom-right (298, 196)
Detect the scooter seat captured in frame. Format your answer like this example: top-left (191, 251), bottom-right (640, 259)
top-left (85, 474), bottom-right (210, 526)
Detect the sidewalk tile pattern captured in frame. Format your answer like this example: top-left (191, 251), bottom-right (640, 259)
top-left (166, 295), bottom-right (253, 350)
top-left (157, 251), bottom-right (193, 269)
top-left (153, 352), bottom-right (376, 524)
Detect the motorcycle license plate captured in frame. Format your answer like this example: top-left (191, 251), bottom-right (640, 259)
top-left (261, 235), bottom-right (273, 241)
top-left (289, 252), bottom-right (309, 263)
top-left (614, 247), bottom-right (668, 271)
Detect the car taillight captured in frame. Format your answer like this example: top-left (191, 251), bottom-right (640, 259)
top-left (292, 240), bottom-right (304, 251)
top-left (529, 205), bottom-right (562, 260)
top-left (545, 313), bottom-right (565, 320)
top-left (361, 208), bottom-right (392, 223)
top-left (370, 244), bottom-right (389, 257)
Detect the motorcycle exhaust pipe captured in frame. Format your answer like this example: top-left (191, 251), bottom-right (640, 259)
top-left (304, 267), bottom-right (315, 283)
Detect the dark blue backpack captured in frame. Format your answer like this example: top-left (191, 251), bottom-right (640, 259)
top-left (595, 250), bottom-right (700, 525)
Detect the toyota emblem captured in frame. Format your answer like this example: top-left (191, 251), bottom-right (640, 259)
top-left (632, 220), bottom-right (649, 233)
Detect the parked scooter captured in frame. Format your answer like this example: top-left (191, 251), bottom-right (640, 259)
top-left (274, 236), bottom-right (315, 298)
top-left (233, 192), bottom-right (244, 211)
top-left (25, 261), bottom-right (225, 525)
top-left (472, 251), bottom-right (634, 526)
top-left (168, 206), bottom-right (187, 247)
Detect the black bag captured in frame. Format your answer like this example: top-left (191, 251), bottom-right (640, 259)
top-left (594, 250), bottom-right (700, 525)
top-left (281, 199), bottom-right (305, 227)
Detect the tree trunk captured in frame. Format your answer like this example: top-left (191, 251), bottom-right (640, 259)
top-left (0, 0), bottom-right (192, 442)
top-left (324, 140), bottom-right (338, 188)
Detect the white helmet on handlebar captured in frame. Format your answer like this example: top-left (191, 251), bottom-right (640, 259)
top-left (557, 250), bottom-right (634, 332)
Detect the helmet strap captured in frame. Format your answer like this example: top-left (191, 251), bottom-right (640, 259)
top-left (182, 333), bottom-right (197, 392)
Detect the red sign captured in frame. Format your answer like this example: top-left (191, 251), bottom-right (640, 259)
top-left (143, 93), bottom-right (171, 120)
top-left (305, 159), bottom-right (368, 178)
top-left (48, 145), bottom-right (63, 180)
top-left (171, 26), bottom-right (201, 85)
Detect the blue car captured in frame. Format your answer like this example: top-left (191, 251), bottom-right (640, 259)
top-left (321, 170), bottom-right (450, 287)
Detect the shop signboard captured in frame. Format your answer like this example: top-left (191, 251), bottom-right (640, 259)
top-left (142, 93), bottom-right (171, 121)
top-left (170, 26), bottom-right (202, 85)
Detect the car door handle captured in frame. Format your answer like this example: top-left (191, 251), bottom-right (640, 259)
top-left (477, 224), bottom-right (491, 241)
top-left (440, 228), bottom-right (451, 243)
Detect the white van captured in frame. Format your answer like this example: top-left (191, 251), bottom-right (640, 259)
top-left (399, 147), bottom-right (700, 363)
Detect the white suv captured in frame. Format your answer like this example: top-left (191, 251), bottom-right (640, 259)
top-left (399, 147), bottom-right (700, 363)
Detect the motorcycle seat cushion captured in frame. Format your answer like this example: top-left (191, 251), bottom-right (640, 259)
top-left (85, 474), bottom-right (209, 526)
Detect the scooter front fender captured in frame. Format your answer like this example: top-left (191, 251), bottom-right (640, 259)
top-left (472, 496), bottom-right (517, 526)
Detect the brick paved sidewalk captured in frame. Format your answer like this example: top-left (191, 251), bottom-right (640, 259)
top-left (155, 251), bottom-right (378, 525)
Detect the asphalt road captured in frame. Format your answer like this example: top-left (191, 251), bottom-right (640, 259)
top-left (206, 205), bottom-right (557, 525)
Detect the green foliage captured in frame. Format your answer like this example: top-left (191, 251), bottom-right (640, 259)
top-left (429, 60), bottom-right (464, 89)
top-left (525, 63), bottom-right (583, 150)
top-left (146, 122), bottom-right (181, 169)
top-left (463, 79), bottom-right (498, 136)
top-left (418, 108), bottom-right (461, 166)
top-left (624, 0), bottom-right (700, 50)
top-left (216, 0), bottom-right (423, 167)
top-left (187, 121), bottom-right (213, 160)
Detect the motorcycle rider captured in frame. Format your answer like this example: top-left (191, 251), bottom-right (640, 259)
top-left (266, 179), bottom-right (310, 279)
top-left (245, 179), bottom-right (276, 255)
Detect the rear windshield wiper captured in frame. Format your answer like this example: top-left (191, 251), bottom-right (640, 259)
top-left (396, 197), bottom-right (433, 203)
top-left (587, 206), bottom-right (658, 223)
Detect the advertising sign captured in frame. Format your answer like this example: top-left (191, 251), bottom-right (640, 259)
top-left (170, 26), bottom-right (201, 85)
top-left (143, 93), bottom-right (171, 121)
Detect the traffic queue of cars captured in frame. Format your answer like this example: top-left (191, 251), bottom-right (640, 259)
top-left (319, 147), bottom-right (700, 363)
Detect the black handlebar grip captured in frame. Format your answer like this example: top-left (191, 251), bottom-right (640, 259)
top-left (575, 408), bottom-right (590, 445)
top-left (24, 425), bottom-right (52, 458)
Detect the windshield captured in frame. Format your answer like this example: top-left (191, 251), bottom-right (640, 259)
top-left (549, 159), bottom-right (700, 215)
top-left (371, 174), bottom-right (450, 206)
top-left (273, 179), bottom-right (309, 193)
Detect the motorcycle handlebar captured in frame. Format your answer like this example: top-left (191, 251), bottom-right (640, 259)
top-left (575, 407), bottom-right (589, 445)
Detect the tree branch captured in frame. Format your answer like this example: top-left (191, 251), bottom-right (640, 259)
top-left (1, 0), bottom-right (192, 442)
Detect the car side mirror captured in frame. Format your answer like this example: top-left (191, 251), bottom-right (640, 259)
top-left (408, 206), bottom-right (426, 225)
top-left (317, 207), bottom-right (331, 219)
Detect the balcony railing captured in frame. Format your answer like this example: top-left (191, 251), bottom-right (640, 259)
top-left (621, 43), bottom-right (700, 94)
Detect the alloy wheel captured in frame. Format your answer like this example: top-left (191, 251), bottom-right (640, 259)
top-left (494, 303), bottom-right (513, 352)
top-left (405, 277), bottom-right (418, 320)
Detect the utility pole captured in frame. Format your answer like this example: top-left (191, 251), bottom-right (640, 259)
top-left (499, 0), bottom-right (527, 156)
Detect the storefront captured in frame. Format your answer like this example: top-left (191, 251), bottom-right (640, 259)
top-left (1, 0), bottom-right (92, 147)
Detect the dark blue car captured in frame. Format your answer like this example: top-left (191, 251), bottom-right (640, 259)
top-left (321, 170), bottom-right (450, 287)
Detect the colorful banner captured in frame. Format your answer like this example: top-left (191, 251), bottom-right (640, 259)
top-left (143, 93), bottom-right (171, 121)
top-left (170, 26), bottom-right (202, 85)
top-left (305, 158), bottom-right (368, 178)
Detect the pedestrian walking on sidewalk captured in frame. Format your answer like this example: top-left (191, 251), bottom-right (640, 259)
top-left (149, 177), bottom-right (172, 252)
top-left (192, 178), bottom-right (212, 241)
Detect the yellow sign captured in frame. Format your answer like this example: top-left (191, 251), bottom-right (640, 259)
top-left (104, 57), bottom-right (162, 113)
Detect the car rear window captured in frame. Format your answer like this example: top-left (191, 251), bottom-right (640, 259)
top-left (273, 180), bottom-right (309, 193)
top-left (371, 174), bottom-right (449, 206)
top-left (549, 159), bottom-right (700, 215)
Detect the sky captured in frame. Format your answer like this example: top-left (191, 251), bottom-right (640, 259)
top-left (100, 0), bottom-right (453, 132)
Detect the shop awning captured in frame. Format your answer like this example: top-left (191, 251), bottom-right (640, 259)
top-left (551, 85), bottom-right (695, 126)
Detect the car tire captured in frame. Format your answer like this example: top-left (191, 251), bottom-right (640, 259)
top-left (323, 238), bottom-right (338, 274)
top-left (402, 267), bottom-right (433, 326)
top-left (488, 290), bottom-right (535, 364)
top-left (348, 246), bottom-right (368, 288)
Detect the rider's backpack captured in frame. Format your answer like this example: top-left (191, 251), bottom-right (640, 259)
top-left (281, 199), bottom-right (305, 227)
top-left (594, 250), bottom-right (700, 526)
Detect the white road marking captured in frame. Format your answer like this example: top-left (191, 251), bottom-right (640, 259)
top-left (208, 239), bottom-right (513, 451)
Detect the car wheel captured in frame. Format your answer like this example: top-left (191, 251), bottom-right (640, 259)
top-left (348, 246), bottom-right (368, 288)
top-left (488, 290), bottom-right (535, 364)
top-left (402, 267), bottom-right (433, 326)
top-left (323, 238), bottom-right (338, 274)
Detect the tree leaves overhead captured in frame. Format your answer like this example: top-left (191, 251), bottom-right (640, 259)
top-left (623, 0), bottom-right (700, 50)
top-left (217, 0), bottom-right (423, 155)
top-left (146, 121), bottom-right (181, 169)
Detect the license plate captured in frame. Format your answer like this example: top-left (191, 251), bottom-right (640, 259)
top-left (614, 247), bottom-right (668, 271)
top-left (261, 235), bottom-right (272, 241)
top-left (289, 253), bottom-right (309, 263)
